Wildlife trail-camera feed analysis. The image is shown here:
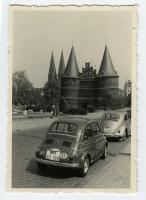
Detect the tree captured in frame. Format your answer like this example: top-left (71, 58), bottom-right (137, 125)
top-left (43, 80), bottom-right (60, 111)
top-left (12, 70), bottom-right (33, 105)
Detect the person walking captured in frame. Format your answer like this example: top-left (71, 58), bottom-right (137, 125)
top-left (52, 104), bottom-right (56, 118)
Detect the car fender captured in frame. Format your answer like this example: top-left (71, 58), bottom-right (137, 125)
top-left (118, 125), bottom-right (126, 135)
top-left (81, 151), bottom-right (91, 163)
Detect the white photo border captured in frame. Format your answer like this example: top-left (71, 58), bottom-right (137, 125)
top-left (0, 0), bottom-right (146, 199)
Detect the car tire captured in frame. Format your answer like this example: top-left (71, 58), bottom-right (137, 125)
top-left (101, 146), bottom-right (107, 159)
top-left (126, 128), bottom-right (129, 138)
top-left (79, 156), bottom-right (90, 177)
top-left (37, 162), bottom-right (46, 171)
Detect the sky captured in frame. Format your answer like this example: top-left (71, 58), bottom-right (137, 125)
top-left (12, 7), bottom-right (133, 89)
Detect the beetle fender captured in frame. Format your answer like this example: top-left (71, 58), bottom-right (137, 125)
top-left (81, 152), bottom-right (91, 163)
top-left (118, 125), bottom-right (126, 135)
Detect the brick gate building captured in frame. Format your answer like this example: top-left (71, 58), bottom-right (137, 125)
top-left (48, 45), bottom-right (124, 110)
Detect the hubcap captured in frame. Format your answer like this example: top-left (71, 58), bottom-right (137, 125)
top-left (84, 158), bottom-right (89, 174)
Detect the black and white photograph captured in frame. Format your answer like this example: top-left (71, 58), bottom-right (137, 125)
top-left (9, 5), bottom-right (136, 192)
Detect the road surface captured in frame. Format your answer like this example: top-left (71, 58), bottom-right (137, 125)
top-left (12, 113), bottom-right (131, 188)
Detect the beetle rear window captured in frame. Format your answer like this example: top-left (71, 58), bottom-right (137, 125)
top-left (49, 122), bottom-right (77, 135)
top-left (105, 114), bottom-right (120, 121)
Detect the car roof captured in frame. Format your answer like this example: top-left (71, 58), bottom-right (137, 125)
top-left (51, 116), bottom-right (97, 125)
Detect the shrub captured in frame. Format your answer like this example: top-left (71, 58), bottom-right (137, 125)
top-left (63, 107), bottom-right (87, 115)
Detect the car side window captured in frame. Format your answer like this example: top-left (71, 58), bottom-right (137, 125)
top-left (83, 125), bottom-right (92, 140)
top-left (91, 122), bottom-right (99, 135)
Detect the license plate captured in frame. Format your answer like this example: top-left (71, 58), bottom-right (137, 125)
top-left (46, 150), bottom-right (60, 161)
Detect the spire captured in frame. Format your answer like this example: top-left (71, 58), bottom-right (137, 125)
top-left (63, 46), bottom-right (79, 78)
top-left (48, 51), bottom-right (57, 82)
top-left (98, 45), bottom-right (118, 77)
top-left (58, 50), bottom-right (65, 78)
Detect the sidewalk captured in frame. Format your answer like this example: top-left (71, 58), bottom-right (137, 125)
top-left (13, 112), bottom-right (51, 120)
top-left (13, 117), bottom-right (54, 132)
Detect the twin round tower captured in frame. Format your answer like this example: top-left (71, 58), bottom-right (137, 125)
top-left (48, 45), bottom-right (120, 110)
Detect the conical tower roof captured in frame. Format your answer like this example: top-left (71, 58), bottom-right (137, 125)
top-left (63, 46), bottom-right (79, 78)
top-left (58, 50), bottom-right (65, 78)
top-left (48, 51), bottom-right (57, 81)
top-left (98, 45), bottom-right (118, 77)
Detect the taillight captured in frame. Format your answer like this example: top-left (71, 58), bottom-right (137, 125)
top-left (71, 144), bottom-right (78, 158)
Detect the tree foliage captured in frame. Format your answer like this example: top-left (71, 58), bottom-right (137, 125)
top-left (43, 80), bottom-right (60, 110)
top-left (12, 70), bottom-right (33, 105)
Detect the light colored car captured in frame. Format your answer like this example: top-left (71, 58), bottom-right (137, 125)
top-left (101, 111), bottom-right (131, 141)
top-left (34, 117), bottom-right (108, 177)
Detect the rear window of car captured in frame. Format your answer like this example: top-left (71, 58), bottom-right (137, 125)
top-left (105, 113), bottom-right (120, 121)
top-left (49, 122), bottom-right (77, 135)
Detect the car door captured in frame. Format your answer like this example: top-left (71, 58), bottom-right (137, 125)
top-left (81, 123), bottom-right (96, 160)
top-left (91, 122), bottom-right (105, 158)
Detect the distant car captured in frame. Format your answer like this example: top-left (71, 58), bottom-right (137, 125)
top-left (101, 111), bottom-right (131, 141)
top-left (34, 117), bottom-right (108, 177)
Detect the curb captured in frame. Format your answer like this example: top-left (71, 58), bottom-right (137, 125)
top-left (13, 114), bottom-right (51, 120)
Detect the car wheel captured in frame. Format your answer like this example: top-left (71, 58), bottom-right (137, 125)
top-left (101, 146), bottom-right (107, 159)
top-left (37, 162), bottom-right (46, 171)
top-left (79, 156), bottom-right (90, 177)
top-left (126, 128), bottom-right (129, 138)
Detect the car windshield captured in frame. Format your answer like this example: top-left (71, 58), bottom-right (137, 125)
top-left (105, 113), bottom-right (120, 121)
top-left (49, 122), bottom-right (77, 135)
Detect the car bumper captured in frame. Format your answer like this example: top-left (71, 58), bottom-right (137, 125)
top-left (103, 134), bottom-right (123, 138)
top-left (34, 156), bottom-right (81, 168)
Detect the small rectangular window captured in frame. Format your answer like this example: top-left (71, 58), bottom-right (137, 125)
top-left (84, 125), bottom-right (92, 140)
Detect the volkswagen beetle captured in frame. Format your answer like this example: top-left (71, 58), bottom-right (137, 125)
top-left (34, 117), bottom-right (108, 177)
top-left (101, 111), bottom-right (131, 141)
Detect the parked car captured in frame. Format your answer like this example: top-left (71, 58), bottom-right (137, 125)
top-left (34, 117), bottom-right (108, 177)
top-left (101, 111), bottom-right (131, 141)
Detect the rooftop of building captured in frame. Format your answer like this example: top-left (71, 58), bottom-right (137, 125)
top-left (98, 45), bottom-right (119, 77)
top-left (48, 45), bottom-right (119, 80)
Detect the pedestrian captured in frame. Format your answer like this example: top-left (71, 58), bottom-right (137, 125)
top-left (52, 104), bottom-right (56, 118)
